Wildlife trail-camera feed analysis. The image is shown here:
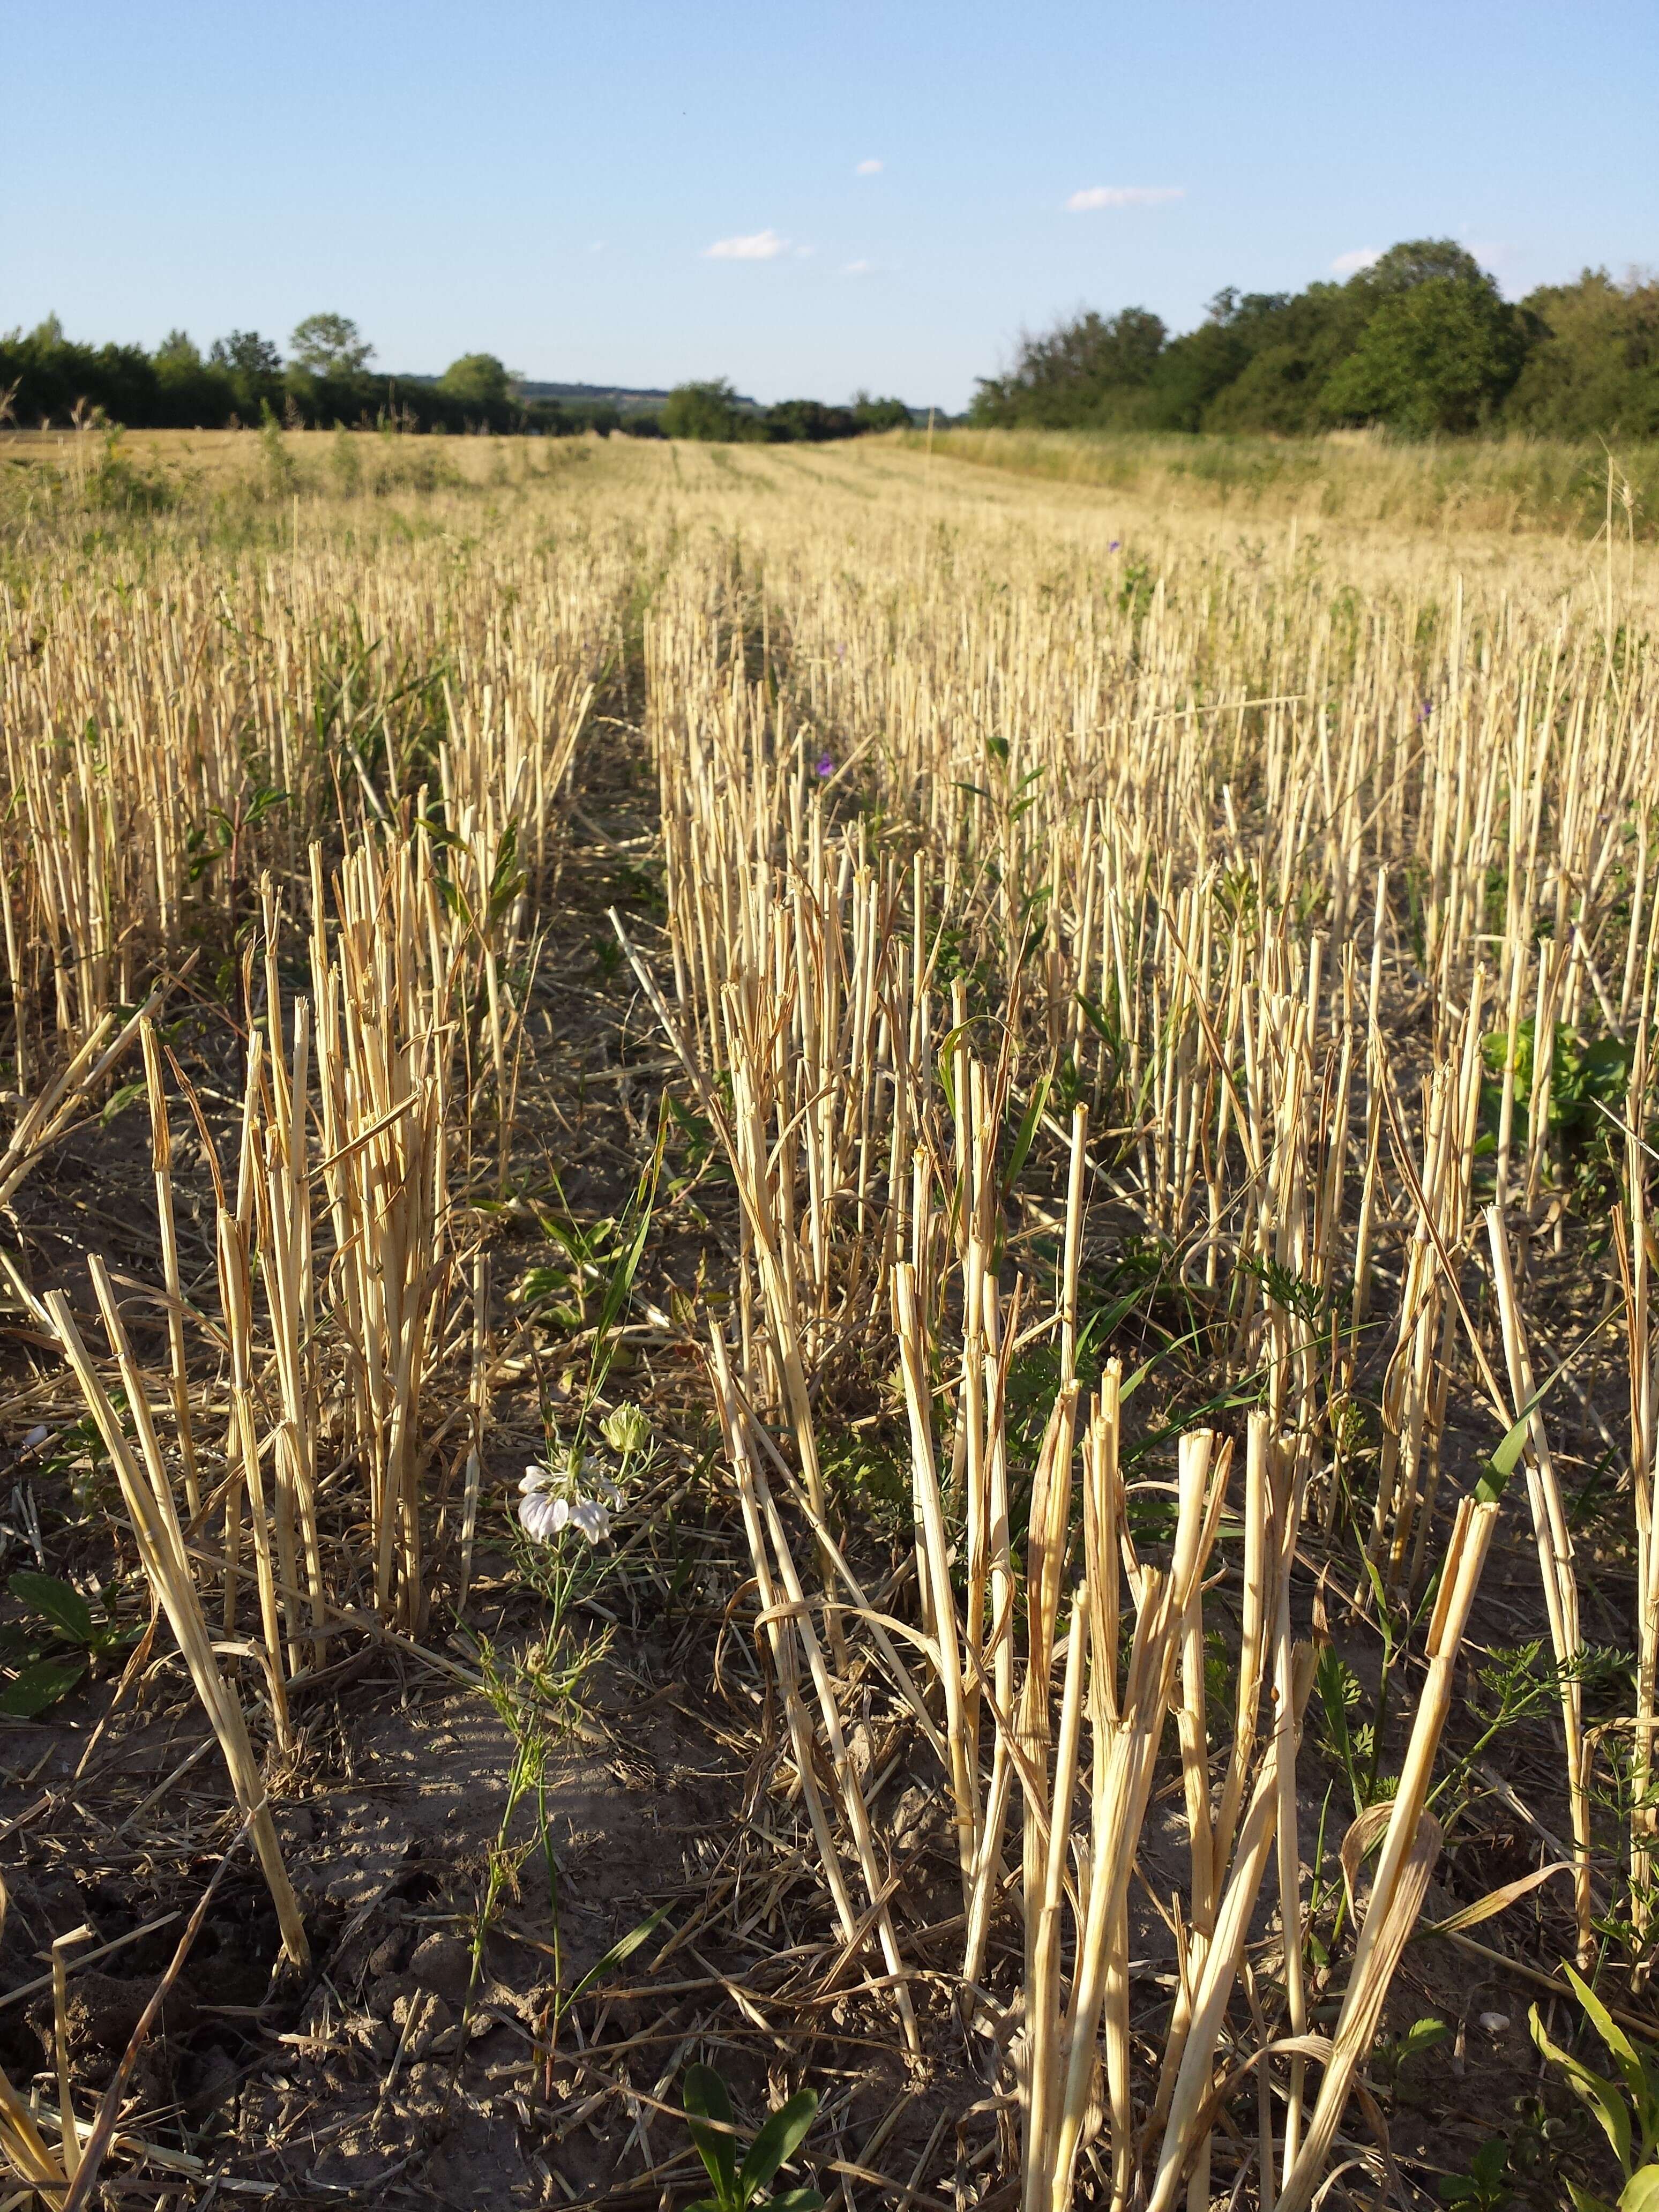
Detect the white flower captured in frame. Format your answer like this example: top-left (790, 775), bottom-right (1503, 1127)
top-left (516, 1443), bottom-right (615, 1546)
top-left (566, 1498), bottom-right (610, 1545)
top-left (519, 1490), bottom-right (566, 1540)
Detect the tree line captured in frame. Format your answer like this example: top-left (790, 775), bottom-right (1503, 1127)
top-left (0, 314), bottom-right (914, 444)
top-left (972, 241), bottom-right (1659, 438)
top-left (660, 379), bottom-right (911, 441)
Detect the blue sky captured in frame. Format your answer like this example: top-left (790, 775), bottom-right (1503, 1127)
top-left (5, 0), bottom-right (1655, 411)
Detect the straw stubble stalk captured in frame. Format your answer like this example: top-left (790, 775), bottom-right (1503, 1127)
top-left (1617, 974), bottom-right (1659, 1957)
top-left (0, 963), bottom-right (189, 1213)
top-left (13, 434), bottom-right (1657, 2210)
top-left (1145, 1656), bottom-right (1314, 2212)
top-left (140, 1018), bottom-right (199, 1522)
top-left (1039, 1426), bottom-right (1228, 2208)
top-left (707, 1324), bottom-right (920, 2057)
top-left (1485, 1200), bottom-right (1594, 1966)
top-left (1274, 1492), bottom-right (1498, 2212)
top-left (893, 1261), bottom-right (978, 1895)
top-left (44, 1281), bottom-right (308, 1968)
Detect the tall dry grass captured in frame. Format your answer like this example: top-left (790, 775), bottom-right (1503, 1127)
top-left (895, 422), bottom-right (1659, 543)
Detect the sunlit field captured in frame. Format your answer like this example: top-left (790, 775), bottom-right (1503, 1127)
top-left (0, 425), bottom-right (1655, 2210)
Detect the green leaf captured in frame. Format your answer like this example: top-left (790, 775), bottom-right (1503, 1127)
top-left (1566, 1964), bottom-right (1653, 2112)
top-left (9, 1571), bottom-right (95, 1646)
top-left (1002, 1073), bottom-right (1050, 1197)
top-left (684, 2064), bottom-right (739, 2203)
top-left (769, 2193), bottom-right (825, 2212)
top-left (101, 1078), bottom-right (147, 1125)
top-left (932, 1019), bottom-right (980, 1124)
top-left (1622, 2172), bottom-right (1659, 2212)
top-left (1074, 990), bottom-right (1120, 1049)
top-left (1475, 1402), bottom-right (1536, 1504)
top-left (0, 1652), bottom-right (86, 1716)
top-left (1316, 1646), bottom-right (1359, 1802)
top-left (564, 1905), bottom-right (670, 2008)
top-left (1533, 2004), bottom-right (1633, 2173)
top-left (739, 2088), bottom-right (818, 2206)
top-left (1471, 2139), bottom-right (1508, 2186)
top-left (1477, 1306), bottom-right (1618, 1504)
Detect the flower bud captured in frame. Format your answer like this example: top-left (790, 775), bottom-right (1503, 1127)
top-left (600, 1403), bottom-right (651, 1457)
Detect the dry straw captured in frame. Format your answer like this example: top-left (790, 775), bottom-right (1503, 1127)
top-left (4, 437), bottom-right (1654, 2202)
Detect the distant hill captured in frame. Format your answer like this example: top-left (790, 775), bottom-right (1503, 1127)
top-left (513, 379), bottom-right (760, 416)
top-left (400, 372), bottom-right (947, 426)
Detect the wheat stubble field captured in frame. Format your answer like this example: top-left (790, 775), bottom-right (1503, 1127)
top-left (0, 424), bottom-right (1655, 2211)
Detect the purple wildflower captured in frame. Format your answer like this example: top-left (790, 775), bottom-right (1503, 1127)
top-left (1109, 539), bottom-right (1121, 551)
top-left (815, 753), bottom-right (834, 779)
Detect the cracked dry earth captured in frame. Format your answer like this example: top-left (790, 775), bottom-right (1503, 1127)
top-left (1, 1649), bottom-right (740, 2207)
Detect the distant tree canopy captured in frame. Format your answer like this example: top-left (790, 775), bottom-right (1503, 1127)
top-left (289, 313), bottom-right (373, 378)
top-left (209, 330), bottom-right (282, 377)
top-left (1321, 275), bottom-right (1528, 434)
top-left (1, 319), bottom-right (563, 435)
top-left (659, 380), bottom-right (914, 443)
top-left (0, 323), bottom-right (905, 445)
top-left (438, 352), bottom-right (512, 410)
top-left (978, 307), bottom-right (1168, 429)
top-left (852, 391), bottom-right (914, 431)
top-left (973, 242), bottom-right (1659, 438)
top-left (662, 379), bottom-right (746, 440)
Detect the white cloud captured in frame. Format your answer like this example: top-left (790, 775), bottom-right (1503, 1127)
top-left (704, 229), bottom-right (789, 260)
top-left (1331, 246), bottom-right (1381, 275)
top-left (841, 259), bottom-right (876, 277)
top-left (855, 158), bottom-right (883, 175)
top-left (1065, 185), bottom-right (1184, 212)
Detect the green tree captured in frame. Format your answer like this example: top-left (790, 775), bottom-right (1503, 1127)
top-left (1358, 238), bottom-right (1492, 296)
top-left (1146, 291), bottom-right (1289, 429)
top-left (1505, 269), bottom-right (1659, 437)
top-left (852, 390), bottom-right (912, 430)
top-left (764, 398), bottom-right (858, 442)
top-left (972, 307), bottom-right (1167, 427)
top-left (289, 312), bottom-right (372, 377)
top-left (662, 378), bottom-right (744, 440)
top-left (439, 353), bottom-right (512, 411)
top-left (1321, 275), bottom-right (1527, 432)
top-left (154, 330), bottom-right (201, 370)
top-left (210, 330), bottom-right (282, 376)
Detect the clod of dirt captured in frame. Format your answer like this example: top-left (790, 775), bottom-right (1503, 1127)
top-left (368, 1973), bottom-right (416, 2021)
top-left (276, 1805), bottom-right (317, 1848)
top-left (408, 1930), bottom-right (473, 2005)
top-left (391, 1990), bottom-right (455, 2058)
top-left (891, 1782), bottom-right (941, 1851)
top-left (61, 1968), bottom-right (198, 2054)
top-left (366, 1929), bottom-right (410, 1978)
top-left (185, 2043), bottom-right (241, 2118)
